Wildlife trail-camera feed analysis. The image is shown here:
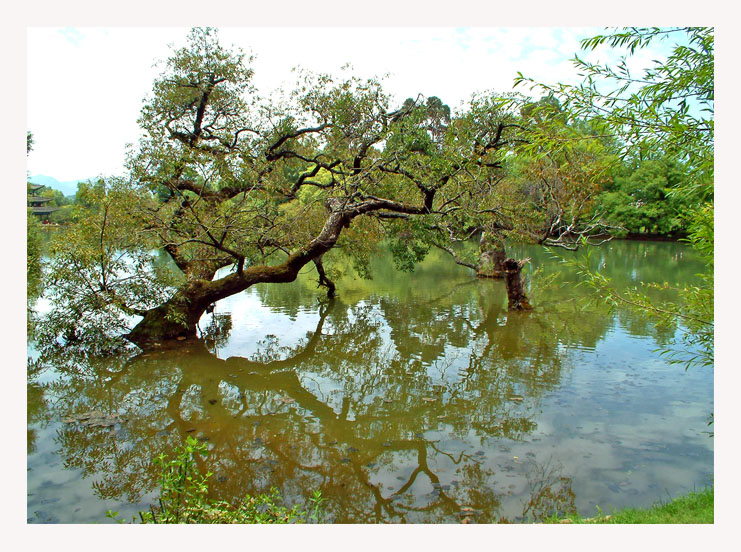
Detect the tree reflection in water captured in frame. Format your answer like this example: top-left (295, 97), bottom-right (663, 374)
top-left (29, 280), bottom-right (610, 522)
top-left (27, 240), bottom-right (711, 522)
top-left (521, 457), bottom-right (576, 522)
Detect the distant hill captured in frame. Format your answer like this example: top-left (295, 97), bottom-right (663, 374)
top-left (28, 175), bottom-right (94, 197)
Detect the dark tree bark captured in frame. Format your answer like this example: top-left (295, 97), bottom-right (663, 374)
top-left (503, 258), bottom-right (532, 311)
top-left (313, 255), bottom-right (336, 298)
top-left (126, 197), bottom-right (428, 347)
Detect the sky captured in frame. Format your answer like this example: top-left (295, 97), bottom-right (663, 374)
top-left (26, 26), bottom-right (670, 182)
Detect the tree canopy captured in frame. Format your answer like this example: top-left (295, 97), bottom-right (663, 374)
top-left (516, 27), bottom-right (713, 188)
top-left (40, 28), bottom-right (527, 346)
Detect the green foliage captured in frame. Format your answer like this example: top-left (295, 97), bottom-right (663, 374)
top-left (685, 201), bottom-right (714, 263)
top-left (164, 299), bottom-right (190, 329)
top-left (516, 27), bottom-right (713, 369)
top-left (490, 90), bottom-right (620, 250)
top-left (107, 436), bottom-right (324, 524)
top-left (40, 187), bottom-right (73, 207)
top-left (517, 27), bottom-right (713, 187)
top-left (387, 218), bottom-right (433, 272)
top-left (595, 158), bottom-right (695, 236)
top-left (36, 178), bottom-right (180, 351)
top-left (49, 205), bottom-right (74, 224)
top-left (74, 179), bottom-right (108, 210)
top-left (388, 237), bottom-right (429, 272)
top-left (139, 27), bottom-right (254, 148)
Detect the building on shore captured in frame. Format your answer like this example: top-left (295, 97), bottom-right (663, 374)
top-left (28, 183), bottom-right (59, 222)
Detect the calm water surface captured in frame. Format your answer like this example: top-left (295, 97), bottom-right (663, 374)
top-left (27, 240), bottom-right (713, 523)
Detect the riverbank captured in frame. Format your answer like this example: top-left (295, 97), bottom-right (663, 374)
top-left (547, 487), bottom-right (713, 524)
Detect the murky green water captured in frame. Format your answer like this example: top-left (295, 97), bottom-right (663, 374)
top-left (27, 240), bottom-right (713, 523)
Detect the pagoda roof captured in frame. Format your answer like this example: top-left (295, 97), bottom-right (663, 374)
top-left (30, 206), bottom-right (59, 215)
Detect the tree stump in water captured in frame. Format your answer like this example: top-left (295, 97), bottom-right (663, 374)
top-left (503, 258), bottom-right (532, 311)
top-left (476, 247), bottom-right (507, 279)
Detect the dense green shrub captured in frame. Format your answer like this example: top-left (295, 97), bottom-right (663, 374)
top-left (595, 159), bottom-right (694, 236)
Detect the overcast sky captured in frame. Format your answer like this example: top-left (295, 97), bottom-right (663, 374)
top-left (26, 26), bottom-right (673, 182)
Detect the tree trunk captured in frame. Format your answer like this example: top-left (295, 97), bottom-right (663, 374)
top-left (125, 282), bottom-right (220, 345)
top-left (125, 197), bottom-right (405, 347)
top-left (476, 231), bottom-right (506, 278)
top-left (313, 255), bottom-right (336, 298)
top-left (126, 258), bottom-right (312, 346)
top-left (476, 246), bottom-right (507, 278)
top-left (503, 258), bottom-right (532, 311)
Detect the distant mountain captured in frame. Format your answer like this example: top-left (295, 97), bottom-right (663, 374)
top-left (27, 175), bottom-right (94, 197)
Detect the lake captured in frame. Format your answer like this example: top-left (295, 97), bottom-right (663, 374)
top-left (27, 239), bottom-right (713, 523)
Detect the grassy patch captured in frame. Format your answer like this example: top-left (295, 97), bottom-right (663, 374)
top-left (547, 487), bottom-right (713, 524)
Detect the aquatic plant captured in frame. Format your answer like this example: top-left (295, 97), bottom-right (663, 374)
top-left (106, 436), bottom-right (324, 524)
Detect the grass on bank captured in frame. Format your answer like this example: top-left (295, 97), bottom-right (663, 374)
top-left (546, 487), bottom-right (713, 524)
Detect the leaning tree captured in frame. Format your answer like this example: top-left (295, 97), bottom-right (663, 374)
top-left (41, 28), bottom-right (521, 348)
